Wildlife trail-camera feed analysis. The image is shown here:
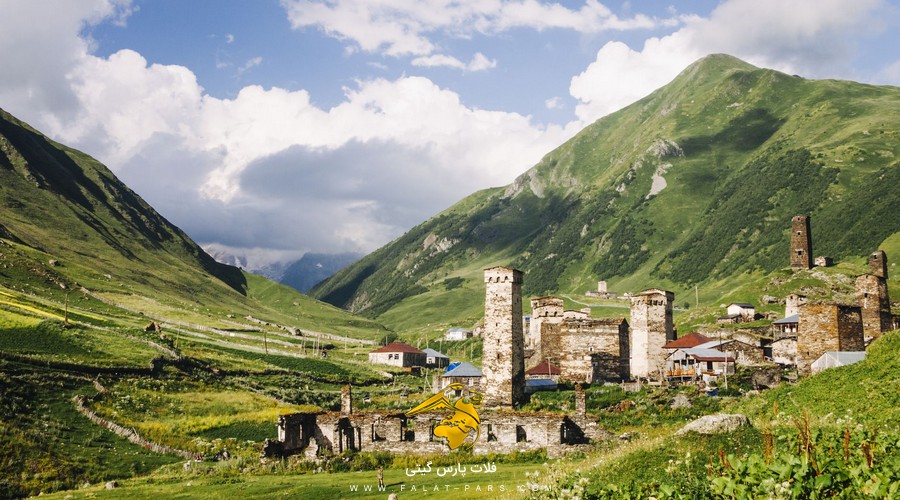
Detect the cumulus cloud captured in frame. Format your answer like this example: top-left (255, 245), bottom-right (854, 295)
top-left (411, 52), bottom-right (497, 71)
top-left (0, 1), bottom-right (567, 259)
top-left (280, 0), bottom-right (679, 57)
top-left (569, 0), bottom-right (887, 124)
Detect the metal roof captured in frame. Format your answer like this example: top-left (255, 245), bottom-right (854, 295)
top-left (441, 361), bottom-right (482, 378)
top-left (773, 314), bottom-right (800, 324)
top-left (422, 348), bottom-right (448, 358)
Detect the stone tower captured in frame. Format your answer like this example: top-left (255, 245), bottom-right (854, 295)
top-left (869, 250), bottom-right (888, 279)
top-left (526, 296), bottom-right (564, 362)
top-left (482, 267), bottom-right (525, 409)
top-left (790, 215), bottom-right (813, 269)
top-left (856, 274), bottom-right (891, 339)
top-left (629, 289), bottom-right (675, 379)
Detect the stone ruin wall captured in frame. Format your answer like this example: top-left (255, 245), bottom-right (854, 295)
top-left (797, 304), bottom-right (864, 374)
top-left (277, 409), bottom-right (604, 458)
top-left (482, 267), bottom-right (525, 409)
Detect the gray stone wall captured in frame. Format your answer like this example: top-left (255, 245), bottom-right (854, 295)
top-left (542, 318), bottom-right (629, 383)
top-left (482, 267), bottom-right (525, 409)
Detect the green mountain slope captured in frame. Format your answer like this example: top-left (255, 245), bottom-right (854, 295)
top-left (311, 54), bottom-right (900, 332)
top-left (0, 107), bottom-right (388, 340)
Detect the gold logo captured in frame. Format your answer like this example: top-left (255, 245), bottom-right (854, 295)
top-left (405, 383), bottom-right (482, 450)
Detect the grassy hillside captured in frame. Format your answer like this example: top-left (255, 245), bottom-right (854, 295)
top-left (311, 54), bottom-right (900, 335)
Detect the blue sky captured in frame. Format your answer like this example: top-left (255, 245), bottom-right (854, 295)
top-left (1, 0), bottom-right (898, 268)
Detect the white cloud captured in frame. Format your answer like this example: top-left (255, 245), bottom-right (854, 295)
top-left (411, 52), bottom-right (497, 72)
top-left (238, 56), bottom-right (263, 74)
top-left (569, 0), bottom-right (886, 124)
top-left (225, 33), bottom-right (235, 44)
top-left (544, 96), bottom-right (563, 110)
top-left (280, 0), bottom-right (679, 57)
top-left (0, 2), bottom-right (568, 258)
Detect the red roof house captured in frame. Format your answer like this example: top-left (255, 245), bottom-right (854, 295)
top-left (368, 342), bottom-right (426, 368)
top-left (662, 332), bottom-right (712, 350)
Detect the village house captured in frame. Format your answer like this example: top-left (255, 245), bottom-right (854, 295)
top-left (693, 339), bottom-right (765, 366)
top-left (773, 314), bottom-right (799, 335)
top-left (662, 332), bottom-right (712, 352)
top-left (422, 348), bottom-right (449, 369)
top-left (665, 347), bottom-right (735, 379)
top-left (368, 342), bottom-right (426, 368)
top-left (434, 361), bottom-right (482, 393)
top-left (525, 359), bottom-right (560, 382)
top-left (726, 303), bottom-right (756, 322)
top-left (444, 327), bottom-right (473, 341)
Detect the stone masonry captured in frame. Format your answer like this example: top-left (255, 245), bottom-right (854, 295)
top-left (856, 274), bottom-right (891, 339)
top-left (790, 215), bottom-right (813, 269)
top-left (540, 317), bottom-right (629, 383)
top-left (526, 296), bottom-right (564, 369)
top-left (797, 304), bottom-right (864, 374)
top-left (869, 250), bottom-right (888, 279)
top-left (630, 289), bottom-right (675, 379)
top-left (482, 267), bottom-right (525, 409)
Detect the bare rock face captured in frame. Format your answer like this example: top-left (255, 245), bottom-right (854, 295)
top-left (675, 414), bottom-right (750, 435)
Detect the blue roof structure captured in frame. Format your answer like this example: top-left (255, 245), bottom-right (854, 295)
top-left (441, 361), bottom-right (482, 377)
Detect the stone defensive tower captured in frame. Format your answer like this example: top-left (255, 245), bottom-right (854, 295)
top-left (482, 267), bottom-right (525, 409)
top-left (790, 215), bottom-right (813, 269)
top-left (856, 273), bottom-right (891, 339)
top-left (526, 296), bottom-right (564, 363)
top-left (629, 289), bottom-right (675, 379)
top-left (869, 250), bottom-right (888, 279)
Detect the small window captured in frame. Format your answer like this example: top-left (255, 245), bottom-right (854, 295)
top-left (516, 425), bottom-right (527, 443)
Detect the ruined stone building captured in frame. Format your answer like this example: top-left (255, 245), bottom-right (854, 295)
top-left (790, 215), bottom-right (813, 269)
top-left (526, 296), bottom-right (565, 366)
top-left (481, 267), bottom-right (526, 409)
top-left (275, 382), bottom-right (606, 458)
top-left (629, 289), bottom-right (676, 379)
top-left (538, 317), bottom-right (629, 383)
top-left (525, 294), bottom-right (630, 383)
top-left (796, 304), bottom-right (864, 374)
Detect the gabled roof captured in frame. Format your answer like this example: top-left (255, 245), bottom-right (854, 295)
top-left (682, 347), bottom-right (735, 362)
top-left (441, 361), bottom-right (482, 377)
top-left (728, 303), bottom-right (755, 308)
top-left (526, 360), bottom-right (561, 376)
top-left (663, 332), bottom-right (711, 349)
top-left (670, 347), bottom-right (735, 362)
top-left (422, 348), bottom-right (448, 358)
top-left (370, 342), bottom-right (424, 355)
top-left (773, 314), bottom-right (800, 324)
